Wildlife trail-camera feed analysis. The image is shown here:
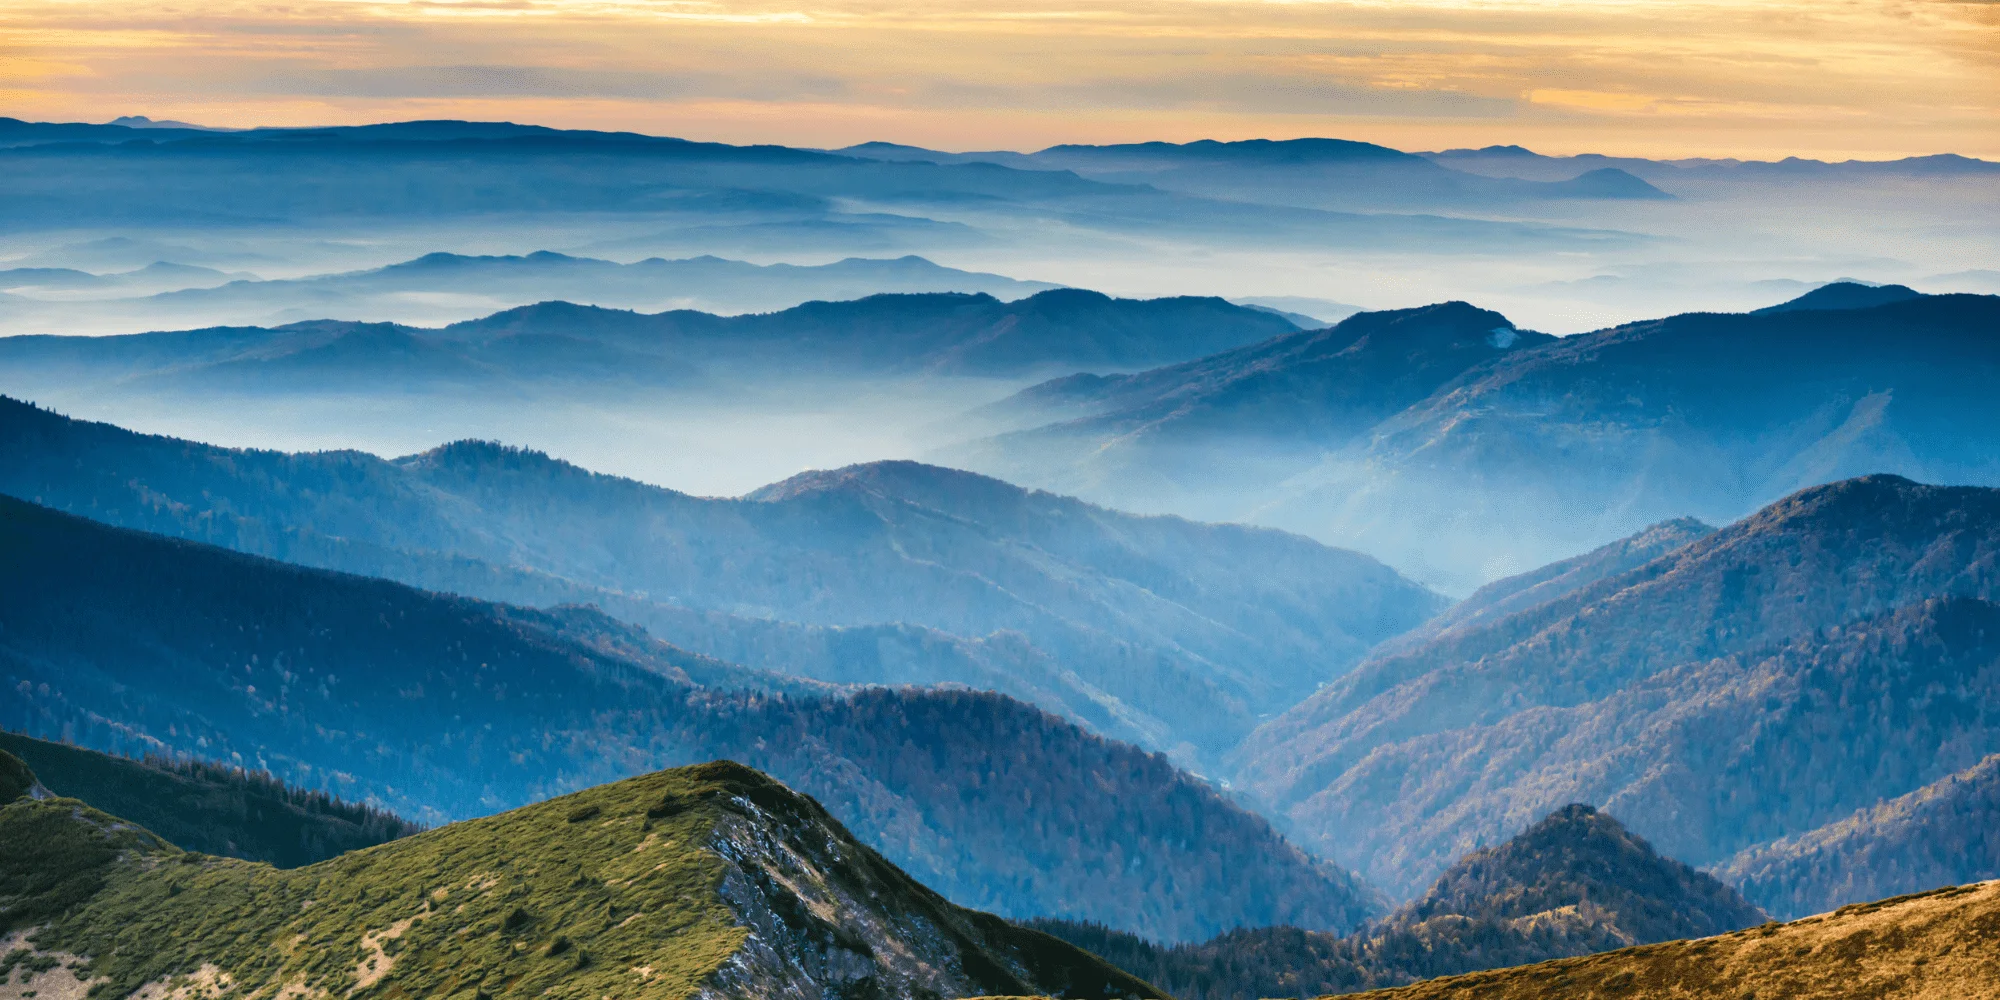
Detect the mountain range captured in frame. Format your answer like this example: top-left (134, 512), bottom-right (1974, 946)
top-left (0, 251), bottom-right (1067, 335)
top-left (839, 137), bottom-right (1677, 213)
top-left (1232, 474), bottom-right (2000, 909)
top-left (0, 492), bottom-right (1381, 942)
top-left (0, 119), bottom-right (1598, 260)
top-left (3, 116), bottom-right (1991, 342)
top-left (0, 397), bottom-right (1443, 767)
top-left (0, 286), bottom-right (1303, 400)
top-left (948, 285), bottom-right (2000, 591)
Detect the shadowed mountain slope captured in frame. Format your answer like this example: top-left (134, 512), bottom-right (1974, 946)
top-left (0, 731), bottom-right (419, 869)
top-left (0, 398), bottom-right (1443, 766)
top-left (0, 760), bottom-right (1166, 999)
top-left (1323, 880), bottom-right (2000, 1000)
top-left (1373, 518), bottom-right (1714, 657)
top-left (0, 494), bottom-right (1382, 941)
top-left (1234, 476), bottom-right (2000, 896)
top-left (947, 302), bottom-right (1553, 505)
top-left (1720, 753), bottom-right (2000, 919)
top-left (1028, 805), bottom-right (1763, 1000)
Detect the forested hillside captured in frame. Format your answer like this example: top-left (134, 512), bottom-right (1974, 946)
top-left (1030, 805), bottom-right (1764, 1000)
top-left (0, 494), bottom-right (1379, 941)
top-left (0, 397), bottom-right (1442, 766)
top-left (1234, 475), bottom-right (2000, 897)
top-left (0, 761), bottom-right (1164, 1000)
top-left (1720, 753), bottom-right (2000, 919)
top-left (0, 732), bottom-right (418, 868)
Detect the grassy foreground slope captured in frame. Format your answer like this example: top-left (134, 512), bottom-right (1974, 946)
top-left (0, 760), bottom-right (1161, 1000)
top-left (1324, 880), bottom-right (2000, 1000)
top-left (0, 731), bottom-right (419, 868)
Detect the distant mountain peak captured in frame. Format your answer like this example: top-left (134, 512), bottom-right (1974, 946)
top-left (108, 114), bottom-right (230, 131)
top-left (1753, 280), bottom-right (1923, 314)
top-left (1556, 167), bottom-right (1674, 199)
top-left (397, 438), bottom-right (599, 483)
top-left (744, 459), bottom-right (1025, 505)
top-left (1326, 300), bottom-right (1535, 355)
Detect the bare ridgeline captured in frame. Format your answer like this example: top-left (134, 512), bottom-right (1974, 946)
top-left (3, 118), bottom-right (1999, 999)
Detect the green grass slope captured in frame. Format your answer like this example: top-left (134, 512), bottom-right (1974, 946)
top-left (1322, 880), bottom-right (2000, 1000)
top-left (0, 731), bottom-right (419, 869)
top-left (0, 761), bottom-right (1162, 1000)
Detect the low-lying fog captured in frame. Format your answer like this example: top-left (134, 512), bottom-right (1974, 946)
top-left (19, 379), bottom-right (1024, 499)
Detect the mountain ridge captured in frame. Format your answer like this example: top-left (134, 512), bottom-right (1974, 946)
top-left (0, 759), bottom-right (1167, 999)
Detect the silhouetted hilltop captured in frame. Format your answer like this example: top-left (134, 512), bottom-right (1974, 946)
top-left (1753, 280), bottom-right (1923, 314)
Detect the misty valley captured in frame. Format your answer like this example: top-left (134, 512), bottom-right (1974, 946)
top-left (3, 116), bottom-right (2000, 1000)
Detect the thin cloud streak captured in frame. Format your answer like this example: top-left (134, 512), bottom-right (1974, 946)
top-left (1, 0), bottom-right (1993, 158)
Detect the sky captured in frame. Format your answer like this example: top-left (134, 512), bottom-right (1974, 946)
top-left (3, 0), bottom-right (1997, 160)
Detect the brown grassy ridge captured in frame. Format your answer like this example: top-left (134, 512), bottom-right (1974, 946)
top-left (1322, 880), bottom-right (2000, 1000)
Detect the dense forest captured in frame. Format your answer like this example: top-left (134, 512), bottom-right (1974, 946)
top-left (1721, 752), bottom-right (2000, 919)
top-left (0, 732), bottom-right (419, 867)
top-left (0, 493), bottom-right (1376, 942)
